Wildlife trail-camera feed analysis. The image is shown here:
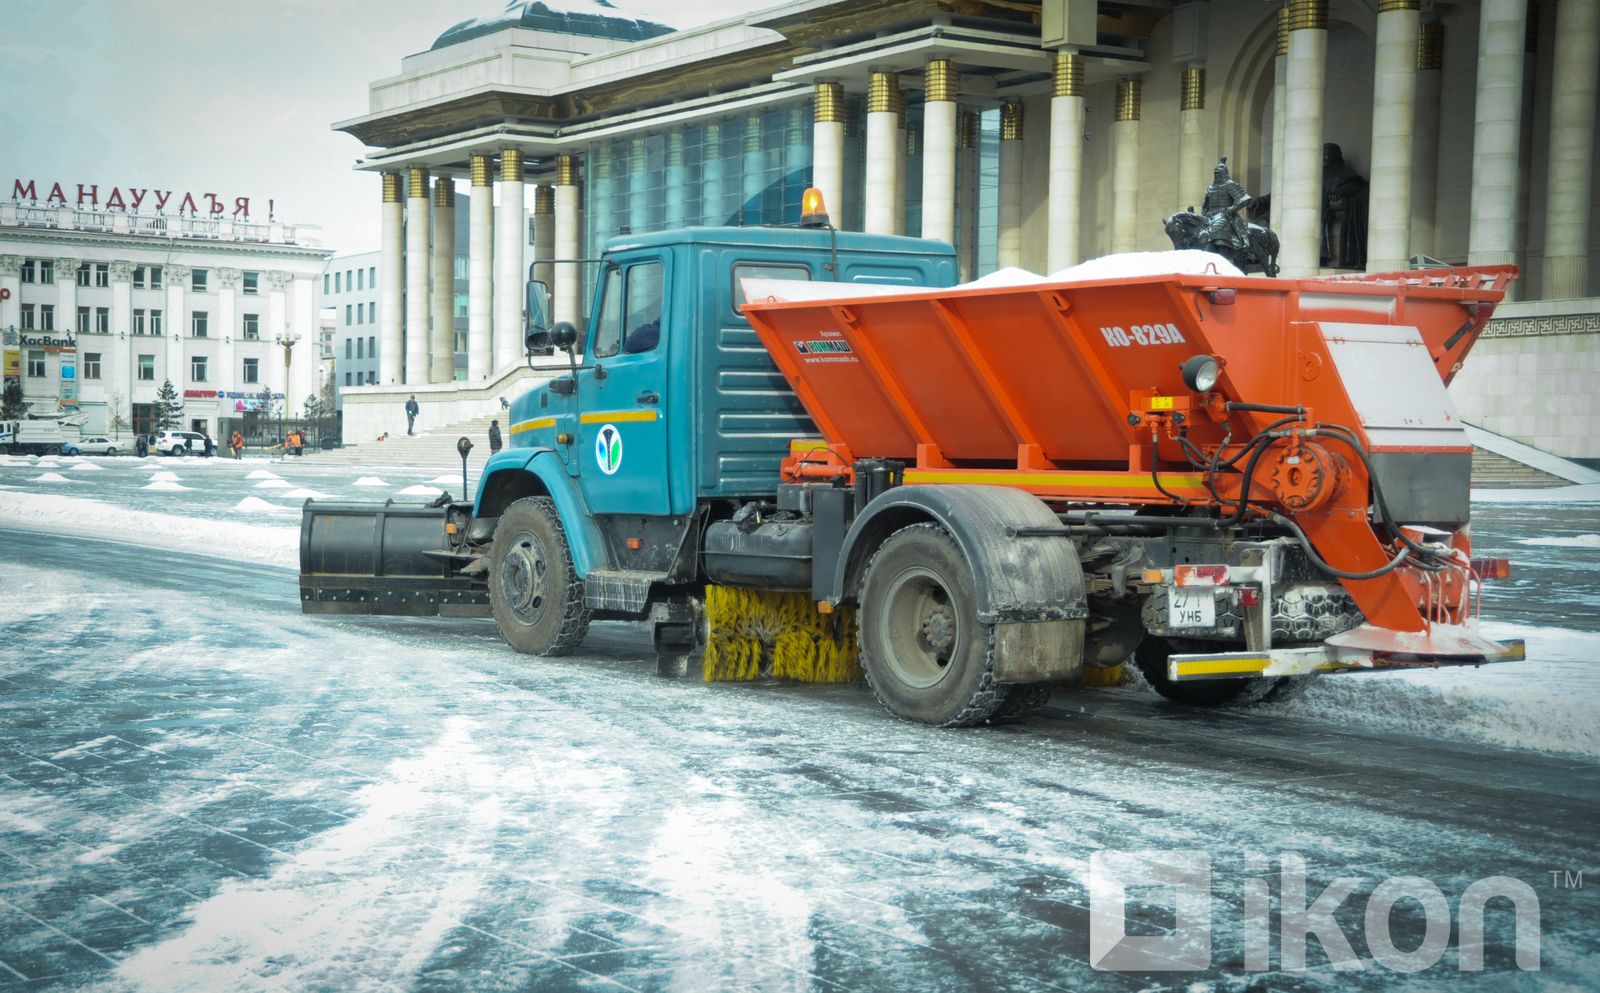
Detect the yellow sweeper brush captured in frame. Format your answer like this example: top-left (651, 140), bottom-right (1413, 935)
top-left (703, 586), bottom-right (863, 684)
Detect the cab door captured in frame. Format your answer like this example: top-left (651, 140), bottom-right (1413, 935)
top-left (576, 254), bottom-right (671, 516)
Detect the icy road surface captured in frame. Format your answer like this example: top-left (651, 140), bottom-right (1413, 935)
top-left (1, 456), bottom-right (1597, 991)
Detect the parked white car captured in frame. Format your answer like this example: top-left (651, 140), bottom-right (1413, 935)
top-left (155, 430), bottom-right (214, 457)
top-left (61, 436), bottom-right (124, 456)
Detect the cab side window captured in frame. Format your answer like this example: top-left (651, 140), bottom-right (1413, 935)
top-left (623, 262), bottom-right (663, 354)
top-left (590, 266), bottom-right (625, 358)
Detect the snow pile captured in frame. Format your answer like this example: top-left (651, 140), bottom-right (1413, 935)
top-left (69, 461), bottom-right (104, 471)
top-left (428, 475), bottom-right (460, 485)
top-left (397, 485), bottom-right (444, 497)
top-left (281, 488), bottom-right (330, 500)
top-left (254, 478), bottom-right (293, 489)
top-left (962, 267), bottom-right (1046, 288)
top-left (149, 471), bottom-right (181, 483)
top-left (144, 480), bottom-right (191, 492)
top-left (34, 459), bottom-right (61, 469)
top-left (30, 472), bottom-right (75, 483)
top-left (1516, 534), bottom-right (1600, 549)
top-left (234, 497), bottom-right (290, 514)
top-left (246, 469), bottom-right (281, 480)
top-left (1049, 249), bottom-right (1244, 282)
top-left (0, 490), bottom-right (297, 568)
top-left (354, 476), bottom-right (388, 487)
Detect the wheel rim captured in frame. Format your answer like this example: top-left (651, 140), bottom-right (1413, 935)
top-left (880, 565), bottom-right (961, 689)
top-left (499, 530), bottom-right (549, 625)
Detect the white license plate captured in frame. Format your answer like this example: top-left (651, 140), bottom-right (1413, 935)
top-left (1168, 589), bottom-right (1217, 629)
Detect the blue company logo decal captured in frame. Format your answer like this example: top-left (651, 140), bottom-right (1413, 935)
top-left (595, 423), bottom-right (623, 475)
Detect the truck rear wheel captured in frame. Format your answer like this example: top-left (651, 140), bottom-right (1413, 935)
top-left (489, 496), bottom-right (590, 656)
top-left (858, 523), bottom-right (1008, 726)
top-left (1136, 636), bottom-right (1293, 708)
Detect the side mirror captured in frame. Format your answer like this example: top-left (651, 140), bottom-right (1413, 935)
top-left (550, 321), bottom-right (579, 352)
top-left (524, 280), bottom-right (552, 355)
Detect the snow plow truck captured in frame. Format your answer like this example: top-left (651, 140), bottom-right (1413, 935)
top-left (300, 194), bottom-right (1523, 725)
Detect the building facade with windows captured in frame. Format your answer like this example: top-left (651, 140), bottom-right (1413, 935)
top-left (325, 250), bottom-right (383, 394)
top-left (338, 0), bottom-right (1600, 462)
top-left (1, 194), bottom-right (332, 439)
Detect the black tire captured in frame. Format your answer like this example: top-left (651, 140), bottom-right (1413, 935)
top-left (105, 447), bottom-right (116, 456)
top-left (45, 445), bottom-right (60, 456)
top-left (1135, 636), bottom-right (1285, 707)
top-left (488, 496), bottom-right (590, 656)
top-left (857, 523), bottom-right (1008, 727)
top-left (172, 446), bottom-right (186, 457)
top-left (990, 682), bottom-right (1055, 722)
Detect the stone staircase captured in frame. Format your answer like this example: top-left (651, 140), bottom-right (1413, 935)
top-left (310, 414), bottom-right (502, 470)
top-left (1470, 448), bottom-right (1569, 489)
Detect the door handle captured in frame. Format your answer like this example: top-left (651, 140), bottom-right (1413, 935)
top-left (636, 391), bottom-right (659, 405)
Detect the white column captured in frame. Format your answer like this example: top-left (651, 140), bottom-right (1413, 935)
top-left (864, 71), bottom-right (898, 235)
top-left (379, 172), bottom-right (404, 385)
top-left (742, 114), bottom-right (764, 224)
top-left (216, 268), bottom-right (237, 395)
top-left (1177, 66), bottom-right (1211, 216)
top-left (997, 100), bottom-right (1024, 269)
top-left (1410, 21), bottom-right (1444, 258)
top-left (532, 185), bottom-right (555, 306)
top-left (701, 123), bottom-right (725, 225)
top-left (468, 154), bottom-right (494, 381)
top-left (1366, 1), bottom-right (1421, 272)
top-left (404, 167), bottom-right (431, 385)
top-left (812, 82), bottom-right (845, 224)
top-left (291, 275), bottom-right (317, 412)
top-left (553, 154), bottom-right (582, 329)
top-left (1542, 0), bottom-right (1599, 298)
top-left (1467, 0), bottom-right (1528, 268)
top-left (266, 271), bottom-right (288, 413)
top-left (0, 256), bottom-right (20, 331)
top-left (164, 264), bottom-right (187, 389)
top-left (1280, 0), bottom-right (1329, 275)
top-left (431, 178), bottom-right (456, 383)
top-left (1048, 50), bottom-right (1086, 272)
top-left (921, 60), bottom-right (958, 243)
top-left (1111, 78), bottom-right (1142, 254)
top-left (494, 149), bottom-right (525, 374)
top-left (892, 94), bottom-right (907, 236)
top-left (55, 259), bottom-right (78, 343)
top-left (663, 134), bottom-right (688, 229)
top-left (958, 110), bottom-right (980, 281)
top-left (108, 262), bottom-right (132, 430)
top-left (1272, 7), bottom-right (1288, 203)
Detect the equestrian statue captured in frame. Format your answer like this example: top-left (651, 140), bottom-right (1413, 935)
top-left (1163, 157), bottom-right (1280, 277)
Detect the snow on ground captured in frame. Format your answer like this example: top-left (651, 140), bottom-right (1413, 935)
top-left (253, 478), bottom-right (292, 489)
top-left (246, 469), bottom-right (281, 480)
top-left (30, 472), bottom-right (75, 483)
top-left (0, 490), bottom-right (297, 569)
top-left (354, 476), bottom-right (387, 487)
top-left (397, 484), bottom-right (444, 496)
top-left (143, 480), bottom-right (190, 492)
top-left (233, 497), bottom-right (294, 515)
top-left (69, 461), bottom-right (103, 471)
top-left (1516, 533), bottom-right (1600, 548)
top-left (1472, 482), bottom-right (1600, 503)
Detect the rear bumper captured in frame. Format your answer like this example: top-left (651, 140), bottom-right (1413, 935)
top-left (1169, 638), bottom-right (1526, 682)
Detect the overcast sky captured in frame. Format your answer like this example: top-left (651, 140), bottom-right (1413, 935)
top-left (0, 0), bottom-right (778, 255)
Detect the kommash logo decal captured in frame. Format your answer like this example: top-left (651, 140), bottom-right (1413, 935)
top-left (795, 332), bottom-right (857, 365)
top-left (595, 423), bottom-right (623, 475)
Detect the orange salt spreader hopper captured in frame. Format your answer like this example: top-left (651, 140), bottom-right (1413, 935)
top-left (739, 262), bottom-right (1519, 661)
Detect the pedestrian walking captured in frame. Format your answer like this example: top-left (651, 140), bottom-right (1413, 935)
top-left (405, 395), bottom-right (420, 435)
top-left (488, 419), bottom-right (503, 454)
top-left (230, 430), bottom-right (243, 459)
top-left (135, 434), bottom-right (148, 458)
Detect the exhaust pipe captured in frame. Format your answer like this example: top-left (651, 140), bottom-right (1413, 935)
top-left (299, 500), bottom-right (490, 617)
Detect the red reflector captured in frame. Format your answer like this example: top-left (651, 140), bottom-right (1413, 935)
top-left (1470, 557), bottom-right (1511, 581)
top-left (626, 537), bottom-right (643, 550)
top-left (1207, 288), bottom-right (1237, 306)
top-left (1175, 564), bottom-right (1230, 587)
top-left (1237, 587), bottom-right (1261, 607)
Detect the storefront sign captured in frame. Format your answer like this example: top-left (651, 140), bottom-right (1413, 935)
top-left (11, 178), bottom-right (265, 219)
top-left (2, 349), bottom-right (18, 379)
top-left (184, 389), bottom-right (218, 398)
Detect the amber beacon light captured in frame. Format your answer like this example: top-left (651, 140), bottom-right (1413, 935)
top-left (800, 187), bottom-right (831, 228)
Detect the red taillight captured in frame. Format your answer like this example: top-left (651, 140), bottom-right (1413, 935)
top-left (1175, 564), bottom-right (1230, 587)
top-left (1206, 287), bottom-right (1236, 305)
top-left (1471, 557), bottom-right (1512, 581)
top-left (1237, 587), bottom-right (1261, 607)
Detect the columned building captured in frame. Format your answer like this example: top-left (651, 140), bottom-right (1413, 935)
top-left (338, 0), bottom-right (1600, 465)
top-left (0, 194), bottom-right (330, 439)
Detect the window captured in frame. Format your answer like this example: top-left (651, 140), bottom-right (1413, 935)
top-left (192, 311), bottom-right (208, 337)
top-left (344, 339), bottom-right (352, 359)
top-left (323, 273), bottom-right (331, 294)
top-left (77, 306), bottom-right (91, 334)
top-left (190, 355), bottom-right (208, 382)
top-left (242, 271), bottom-right (259, 295)
top-left (96, 307), bottom-right (109, 333)
top-left (356, 337), bottom-right (364, 359)
top-left (83, 353), bottom-right (101, 380)
top-left (369, 266), bottom-right (376, 286)
top-left (367, 371), bottom-right (375, 385)
top-left (150, 267), bottom-right (163, 290)
top-left (242, 313), bottom-right (260, 340)
top-left (20, 259), bottom-right (35, 283)
top-left (368, 335), bottom-right (375, 357)
top-left (151, 309), bottom-right (163, 334)
top-left (334, 271), bottom-right (341, 293)
top-left (20, 304), bottom-right (34, 329)
top-left (133, 266), bottom-right (147, 289)
top-left (588, 261), bottom-right (663, 358)
top-left (138, 354), bottom-right (154, 381)
top-left (357, 269), bottom-right (364, 291)
top-left (76, 266), bottom-right (91, 287)
top-left (243, 357), bottom-right (259, 384)
top-left (133, 309), bottom-right (146, 335)
top-left (26, 350), bottom-right (45, 378)
top-left (40, 304), bottom-right (54, 331)
top-left (191, 269), bottom-right (208, 292)
top-left (731, 262), bottom-right (811, 314)
top-left (95, 263), bottom-right (109, 288)
top-left (344, 372), bottom-right (352, 386)
top-left (345, 304), bottom-right (352, 324)
top-left (39, 259), bottom-right (54, 285)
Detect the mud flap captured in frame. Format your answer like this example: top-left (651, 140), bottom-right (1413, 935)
top-left (299, 500), bottom-right (490, 617)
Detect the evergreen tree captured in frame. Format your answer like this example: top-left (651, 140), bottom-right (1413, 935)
top-left (155, 378), bottom-right (180, 429)
top-left (0, 380), bottom-right (26, 420)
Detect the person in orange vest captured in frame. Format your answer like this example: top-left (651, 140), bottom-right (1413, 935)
top-left (230, 430), bottom-right (244, 459)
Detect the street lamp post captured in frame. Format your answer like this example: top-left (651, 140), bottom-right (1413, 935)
top-left (276, 327), bottom-right (300, 450)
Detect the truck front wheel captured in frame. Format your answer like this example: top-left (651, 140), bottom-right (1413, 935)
top-left (489, 496), bottom-right (590, 656)
top-left (858, 523), bottom-right (1009, 726)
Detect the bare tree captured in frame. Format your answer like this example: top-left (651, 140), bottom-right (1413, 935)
top-left (108, 390), bottom-right (130, 439)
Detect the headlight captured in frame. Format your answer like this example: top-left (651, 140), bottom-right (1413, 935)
top-left (1181, 354), bottom-right (1221, 393)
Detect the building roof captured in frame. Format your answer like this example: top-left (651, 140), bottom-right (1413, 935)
top-left (431, 0), bottom-right (674, 50)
